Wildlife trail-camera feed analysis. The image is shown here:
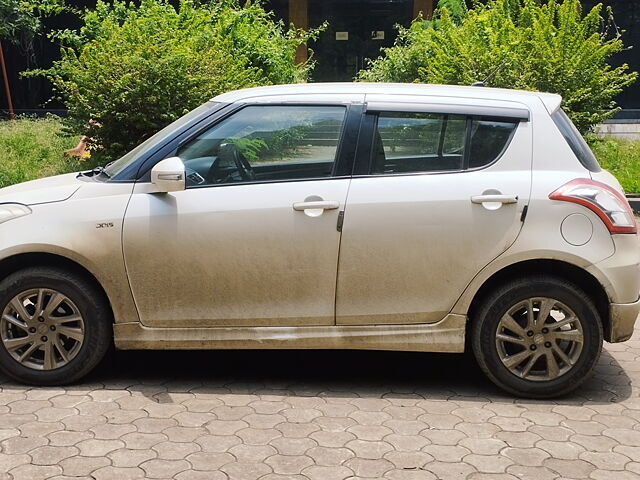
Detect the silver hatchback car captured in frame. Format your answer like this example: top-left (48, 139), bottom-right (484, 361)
top-left (0, 83), bottom-right (638, 397)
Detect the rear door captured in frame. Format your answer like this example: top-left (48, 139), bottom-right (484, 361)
top-left (336, 96), bottom-right (532, 325)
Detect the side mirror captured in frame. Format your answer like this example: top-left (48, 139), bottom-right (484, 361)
top-left (151, 157), bottom-right (186, 193)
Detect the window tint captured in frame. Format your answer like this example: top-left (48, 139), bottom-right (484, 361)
top-left (372, 113), bottom-right (467, 174)
top-left (370, 112), bottom-right (518, 175)
top-left (468, 118), bottom-right (518, 169)
top-left (178, 105), bottom-right (346, 186)
top-left (551, 109), bottom-right (601, 172)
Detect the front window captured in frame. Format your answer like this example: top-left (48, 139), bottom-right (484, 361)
top-left (177, 105), bottom-right (347, 186)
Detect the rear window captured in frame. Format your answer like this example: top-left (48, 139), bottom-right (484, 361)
top-left (551, 109), bottom-right (601, 172)
top-left (370, 112), bottom-right (519, 175)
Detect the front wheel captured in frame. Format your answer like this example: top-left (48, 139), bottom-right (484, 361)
top-left (0, 267), bottom-right (112, 385)
top-left (471, 275), bottom-right (603, 398)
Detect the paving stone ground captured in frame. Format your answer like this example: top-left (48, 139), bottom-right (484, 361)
top-left (1, 324), bottom-right (640, 480)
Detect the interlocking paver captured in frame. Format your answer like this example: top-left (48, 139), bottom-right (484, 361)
top-left (424, 460), bottom-right (477, 479)
top-left (1, 435), bottom-right (47, 454)
top-left (58, 456), bottom-right (110, 476)
top-left (9, 463), bottom-right (62, 478)
top-left (139, 458), bottom-right (190, 478)
top-left (3, 326), bottom-right (640, 479)
top-left (0, 428), bottom-right (19, 442)
top-left (108, 448), bottom-right (157, 467)
top-left (29, 445), bottom-right (78, 465)
top-left (464, 453), bottom-right (515, 473)
top-left (302, 464), bottom-right (354, 479)
top-left (220, 461), bottom-right (272, 479)
top-left (384, 450), bottom-right (433, 469)
top-left (270, 436), bottom-right (316, 455)
top-left (185, 451), bottom-right (234, 470)
top-left (544, 457), bottom-right (596, 477)
top-left (265, 454), bottom-right (314, 474)
top-left (315, 416), bottom-right (357, 432)
top-left (384, 469), bottom-right (438, 480)
top-left (506, 465), bottom-right (559, 480)
top-left (502, 446), bottom-right (551, 466)
top-left (228, 443), bottom-right (276, 462)
top-left (344, 457), bottom-right (394, 477)
top-left (422, 444), bottom-right (470, 462)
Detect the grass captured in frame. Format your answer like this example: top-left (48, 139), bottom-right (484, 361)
top-left (588, 136), bottom-right (640, 193)
top-left (0, 116), bottom-right (96, 189)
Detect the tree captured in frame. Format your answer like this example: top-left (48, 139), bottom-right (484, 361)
top-left (29, 0), bottom-right (323, 159)
top-left (358, 0), bottom-right (637, 133)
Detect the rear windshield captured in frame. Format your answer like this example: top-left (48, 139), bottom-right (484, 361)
top-left (551, 109), bottom-right (601, 172)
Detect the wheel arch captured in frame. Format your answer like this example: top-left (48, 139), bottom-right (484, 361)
top-left (466, 259), bottom-right (610, 340)
top-left (0, 252), bottom-right (114, 321)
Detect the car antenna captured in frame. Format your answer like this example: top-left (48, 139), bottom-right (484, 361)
top-left (472, 59), bottom-right (510, 87)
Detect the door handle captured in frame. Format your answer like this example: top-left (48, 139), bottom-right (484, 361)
top-left (293, 201), bottom-right (340, 211)
top-left (471, 194), bottom-right (518, 204)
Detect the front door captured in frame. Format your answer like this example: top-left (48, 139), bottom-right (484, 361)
top-left (336, 104), bottom-right (532, 325)
top-left (123, 104), bottom-right (356, 327)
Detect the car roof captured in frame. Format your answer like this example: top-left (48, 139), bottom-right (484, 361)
top-left (211, 82), bottom-right (562, 113)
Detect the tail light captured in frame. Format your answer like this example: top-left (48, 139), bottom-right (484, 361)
top-left (549, 178), bottom-right (637, 234)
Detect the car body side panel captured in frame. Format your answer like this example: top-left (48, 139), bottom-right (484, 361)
top-left (0, 173), bottom-right (81, 205)
top-left (451, 99), bottom-right (619, 315)
top-left (114, 313), bottom-right (467, 352)
top-left (0, 181), bottom-right (138, 325)
top-left (335, 103), bottom-right (533, 325)
top-left (122, 179), bottom-right (351, 328)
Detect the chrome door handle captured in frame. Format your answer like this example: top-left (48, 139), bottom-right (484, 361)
top-left (471, 194), bottom-right (518, 204)
top-left (293, 201), bottom-right (340, 211)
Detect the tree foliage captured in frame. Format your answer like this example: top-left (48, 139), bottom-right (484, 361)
top-left (358, 0), bottom-right (637, 133)
top-left (30, 0), bottom-right (322, 159)
top-left (0, 0), bottom-right (66, 46)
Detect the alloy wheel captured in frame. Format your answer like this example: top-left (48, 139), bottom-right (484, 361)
top-left (0, 288), bottom-right (85, 370)
top-left (495, 297), bottom-right (584, 381)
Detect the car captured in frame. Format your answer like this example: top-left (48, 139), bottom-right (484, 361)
top-left (0, 83), bottom-right (638, 397)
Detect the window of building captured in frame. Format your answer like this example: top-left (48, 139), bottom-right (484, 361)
top-left (370, 112), bottom-right (519, 175)
top-left (177, 105), bottom-right (347, 186)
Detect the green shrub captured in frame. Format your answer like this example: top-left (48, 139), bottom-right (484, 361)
top-left (0, 0), bottom-right (66, 44)
top-left (358, 0), bottom-right (637, 133)
top-left (588, 136), bottom-right (640, 194)
top-left (30, 0), bottom-right (321, 160)
top-left (0, 117), bottom-right (95, 188)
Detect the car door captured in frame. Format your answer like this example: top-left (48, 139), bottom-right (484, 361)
top-left (336, 97), bottom-right (532, 325)
top-left (122, 102), bottom-right (362, 327)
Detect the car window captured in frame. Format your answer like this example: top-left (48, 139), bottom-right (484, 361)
top-left (551, 109), bottom-right (601, 172)
top-left (372, 113), bottom-right (467, 174)
top-left (177, 105), bottom-right (346, 186)
top-left (467, 118), bottom-right (519, 169)
top-left (370, 112), bottom-right (518, 175)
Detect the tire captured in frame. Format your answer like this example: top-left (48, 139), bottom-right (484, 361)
top-left (0, 267), bottom-right (112, 385)
top-left (471, 275), bottom-right (603, 398)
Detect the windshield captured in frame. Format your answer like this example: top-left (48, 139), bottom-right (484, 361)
top-left (103, 102), bottom-right (219, 178)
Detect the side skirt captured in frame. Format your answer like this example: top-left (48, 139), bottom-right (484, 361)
top-left (113, 314), bottom-right (466, 353)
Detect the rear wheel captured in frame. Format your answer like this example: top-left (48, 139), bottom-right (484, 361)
top-left (471, 275), bottom-right (603, 398)
top-left (0, 267), bottom-right (112, 385)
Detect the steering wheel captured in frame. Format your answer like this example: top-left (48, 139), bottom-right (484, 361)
top-left (208, 143), bottom-right (256, 184)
